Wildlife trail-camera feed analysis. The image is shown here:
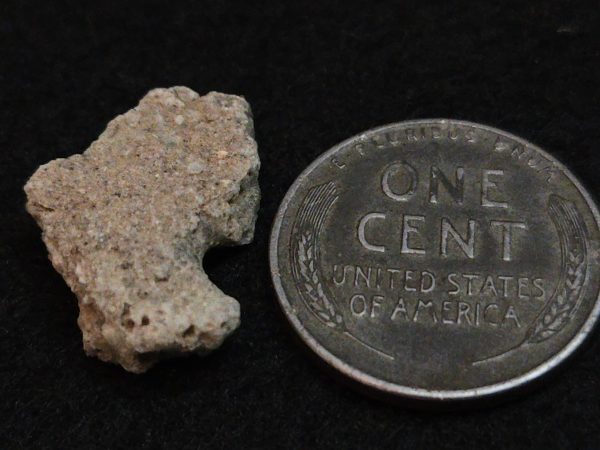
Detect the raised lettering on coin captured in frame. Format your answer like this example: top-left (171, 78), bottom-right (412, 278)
top-left (270, 120), bottom-right (600, 401)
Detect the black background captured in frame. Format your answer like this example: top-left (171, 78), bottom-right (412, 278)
top-left (2, 0), bottom-right (600, 448)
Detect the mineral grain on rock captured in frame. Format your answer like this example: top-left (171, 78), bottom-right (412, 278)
top-left (25, 87), bottom-right (260, 373)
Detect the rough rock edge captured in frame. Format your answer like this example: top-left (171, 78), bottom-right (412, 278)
top-left (24, 87), bottom-right (260, 373)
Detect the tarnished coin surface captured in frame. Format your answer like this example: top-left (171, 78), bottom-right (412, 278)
top-left (270, 119), bottom-right (600, 401)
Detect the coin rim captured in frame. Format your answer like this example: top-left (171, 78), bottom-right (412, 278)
top-left (269, 119), bottom-right (600, 401)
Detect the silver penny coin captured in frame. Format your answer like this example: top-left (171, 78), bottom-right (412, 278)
top-left (270, 119), bottom-right (600, 402)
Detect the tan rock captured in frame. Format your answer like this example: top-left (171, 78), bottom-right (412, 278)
top-left (24, 87), bottom-right (260, 373)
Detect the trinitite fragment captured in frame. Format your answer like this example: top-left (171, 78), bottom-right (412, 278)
top-left (25, 87), bottom-right (260, 373)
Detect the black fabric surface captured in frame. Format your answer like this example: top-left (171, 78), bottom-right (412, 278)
top-left (2, 0), bottom-right (600, 448)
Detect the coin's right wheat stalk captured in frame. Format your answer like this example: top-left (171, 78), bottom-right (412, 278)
top-left (473, 195), bottom-right (589, 366)
top-left (526, 194), bottom-right (588, 343)
top-left (291, 181), bottom-right (344, 329)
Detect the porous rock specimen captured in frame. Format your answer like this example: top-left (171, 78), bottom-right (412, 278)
top-left (25, 87), bottom-right (260, 373)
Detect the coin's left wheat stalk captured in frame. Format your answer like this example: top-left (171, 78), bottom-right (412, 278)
top-left (291, 181), bottom-right (344, 328)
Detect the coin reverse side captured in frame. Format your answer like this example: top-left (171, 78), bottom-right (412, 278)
top-left (270, 120), bottom-right (600, 401)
